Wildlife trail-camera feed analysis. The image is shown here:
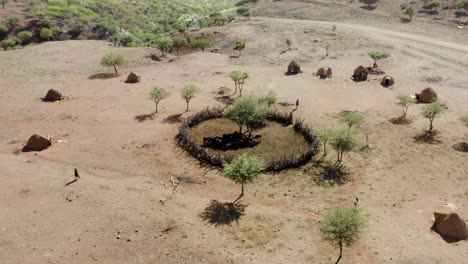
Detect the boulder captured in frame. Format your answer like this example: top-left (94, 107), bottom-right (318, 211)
top-left (126, 72), bottom-right (141, 83)
top-left (433, 212), bottom-right (467, 239)
top-left (43, 89), bottom-right (63, 102)
top-left (416, 88), bottom-right (438, 103)
top-left (23, 134), bottom-right (51, 152)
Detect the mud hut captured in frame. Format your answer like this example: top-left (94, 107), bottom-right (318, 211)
top-left (380, 76), bottom-right (395, 87)
top-left (126, 72), bottom-right (141, 83)
top-left (23, 134), bottom-right (51, 152)
top-left (352, 65), bottom-right (368, 82)
top-left (316, 67), bottom-right (333, 79)
top-left (287, 61), bottom-right (302, 75)
top-left (433, 212), bottom-right (467, 239)
top-left (42, 89), bottom-right (63, 102)
top-left (416, 88), bottom-right (438, 103)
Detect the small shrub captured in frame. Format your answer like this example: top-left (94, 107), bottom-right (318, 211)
top-left (0, 24), bottom-right (8, 34)
top-left (461, 114), bottom-right (468, 126)
top-left (154, 35), bottom-right (173, 56)
top-left (6, 15), bottom-right (20, 29)
top-left (17, 31), bottom-right (33, 44)
top-left (403, 7), bottom-right (414, 21)
top-left (237, 6), bottom-right (250, 19)
top-left (40, 28), bottom-right (53, 40)
top-left (233, 41), bottom-right (246, 57)
top-left (1, 38), bottom-right (16, 49)
top-left (396, 95), bottom-right (416, 119)
top-left (191, 38), bottom-right (211, 52)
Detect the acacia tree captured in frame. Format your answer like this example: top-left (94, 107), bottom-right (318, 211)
top-left (368, 51), bottom-right (390, 68)
top-left (319, 206), bottom-right (366, 264)
top-left (100, 52), bottom-right (128, 74)
top-left (233, 41), bottom-right (246, 57)
top-left (421, 102), bottom-right (446, 132)
top-left (229, 71), bottom-right (249, 96)
top-left (0, 0), bottom-right (10, 9)
top-left (149, 87), bottom-right (170, 113)
top-left (339, 112), bottom-right (365, 129)
top-left (223, 154), bottom-right (265, 203)
top-left (223, 96), bottom-right (270, 136)
top-left (317, 129), bottom-right (336, 156)
top-left (396, 95), bottom-right (416, 119)
top-left (180, 84), bottom-right (200, 112)
top-left (330, 129), bottom-right (359, 166)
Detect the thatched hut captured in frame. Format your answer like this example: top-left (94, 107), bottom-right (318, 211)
top-left (126, 72), bottom-right (141, 83)
top-left (416, 88), bottom-right (438, 103)
top-left (287, 61), bottom-right (302, 75)
top-left (352, 65), bottom-right (368, 82)
top-left (42, 89), bottom-right (63, 102)
top-left (380, 76), bottom-right (395, 87)
top-left (23, 134), bottom-right (51, 152)
top-left (316, 67), bottom-right (333, 79)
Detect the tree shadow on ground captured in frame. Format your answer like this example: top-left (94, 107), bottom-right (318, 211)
top-left (360, 5), bottom-right (377, 11)
top-left (430, 225), bottom-right (465, 243)
top-left (146, 54), bottom-right (163, 61)
top-left (163, 113), bottom-right (184, 124)
top-left (455, 11), bottom-right (468, 18)
top-left (200, 200), bottom-right (246, 226)
top-left (134, 113), bottom-right (155, 122)
top-left (310, 160), bottom-right (351, 186)
top-left (88, 73), bottom-right (120, 80)
top-left (389, 117), bottom-right (412, 125)
top-left (215, 95), bottom-right (234, 106)
top-left (368, 68), bottom-right (386, 75)
top-left (414, 131), bottom-right (442, 144)
top-left (453, 142), bottom-right (468, 153)
top-left (400, 17), bottom-right (411, 23)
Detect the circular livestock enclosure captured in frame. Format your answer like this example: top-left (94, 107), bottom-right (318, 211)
top-left (176, 108), bottom-right (319, 172)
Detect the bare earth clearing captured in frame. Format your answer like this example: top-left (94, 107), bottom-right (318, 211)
top-left (1, 1), bottom-right (468, 264)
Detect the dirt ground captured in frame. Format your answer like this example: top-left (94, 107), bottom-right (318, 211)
top-left (1, 1), bottom-right (468, 264)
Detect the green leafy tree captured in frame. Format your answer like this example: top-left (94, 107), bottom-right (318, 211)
top-left (1, 38), bottom-right (16, 49)
top-left (229, 71), bottom-right (249, 96)
top-left (339, 112), bottom-right (365, 129)
top-left (427, 0), bottom-right (441, 12)
top-left (317, 129), bottom-right (336, 156)
top-left (150, 87), bottom-right (170, 113)
top-left (233, 41), bottom-right (246, 57)
top-left (180, 84), bottom-right (200, 112)
top-left (237, 6), bottom-right (250, 20)
top-left (330, 129), bottom-right (359, 165)
top-left (6, 15), bottom-right (20, 29)
top-left (403, 6), bottom-right (415, 21)
top-left (100, 52), bottom-right (128, 74)
top-left (359, 0), bottom-right (379, 8)
top-left (40, 28), bottom-right (53, 41)
top-left (396, 95), bottom-right (416, 119)
top-left (155, 36), bottom-right (173, 56)
top-left (17, 31), bottom-right (33, 44)
top-left (319, 206), bottom-right (366, 264)
top-left (421, 102), bottom-right (446, 132)
top-left (456, 0), bottom-right (468, 11)
top-left (368, 50), bottom-right (390, 68)
top-left (259, 90), bottom-right (278, 107)
top-left (191, 39), bottom-right (211, 52)
top-left (0, 0), bottom-right (9, 9)
top-left (223, 96), bottom-right (269, 135)
top-left (223, 154), bottom-right (265, 203)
